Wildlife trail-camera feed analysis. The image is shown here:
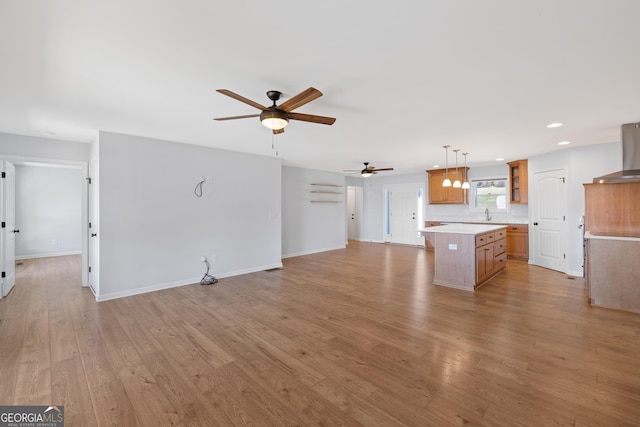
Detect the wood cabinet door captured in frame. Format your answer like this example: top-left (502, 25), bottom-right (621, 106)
top-left (428, 171), bottom-right (448, 204)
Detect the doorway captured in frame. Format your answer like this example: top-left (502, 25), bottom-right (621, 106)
top-left (383, 183), bottom-right (425, 246)
top-left (0, 156), bottom-right (88, 301)
top-left (347, 186), bottom-right (363, 242)
top-left (531, 168), bottom-right (567, 272)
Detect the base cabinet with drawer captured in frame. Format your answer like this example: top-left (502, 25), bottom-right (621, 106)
top-left (476, 228), bottom-right (507, 284)
top-left (506, 224), bottom-right (529, 260)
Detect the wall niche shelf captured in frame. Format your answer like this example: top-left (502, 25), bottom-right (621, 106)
top-left (310, 183), bottom-right (344, 203)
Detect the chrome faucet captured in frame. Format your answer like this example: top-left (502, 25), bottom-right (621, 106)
top-left (485, 208), bottom-right (492, 221)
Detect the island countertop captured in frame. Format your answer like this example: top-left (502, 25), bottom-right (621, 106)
top-left (418, 223), bottom-right (507, 236)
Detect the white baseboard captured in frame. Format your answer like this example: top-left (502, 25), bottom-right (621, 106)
top-left (282, 245), bottom-right (346, 259)
top-left (16, 251), bottom-right (81, 260)
top-left (95, 262), bottom-right (284, 302)
top-left (566, 269), bottom-right (584, 278)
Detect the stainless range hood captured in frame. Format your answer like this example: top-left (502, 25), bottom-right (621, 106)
top-left (594, 122), bottom-right (640, 183)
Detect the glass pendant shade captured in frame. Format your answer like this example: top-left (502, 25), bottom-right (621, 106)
top-left (453, 180), bottom-right (461, 188)
top-left (442, 178), bottom-right (452, 187)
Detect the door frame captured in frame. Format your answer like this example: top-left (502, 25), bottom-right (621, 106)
top-left (530, 167), bottom-right (568, 273)
top-left (346, 186), bottom-right (363, 243)
top-left (1, 160), bottom-right (16, 298)
top-left (0, 154), bottom-right (89, 287)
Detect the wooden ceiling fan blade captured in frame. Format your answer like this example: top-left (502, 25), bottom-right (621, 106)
top-left (216, 89), bottom-right (267, 110)
top-left (278, 87), bottom-right (323, 112)
top-left (213, 114), bottom-right (260, 121)
top-left (288, 112), bottom-right (336, 125)
top-left (371, 168), bottom-right (394, 172)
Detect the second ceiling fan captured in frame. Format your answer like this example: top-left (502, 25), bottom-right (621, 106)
top-left (214, 87), bottom-right (336, 134)
top-left (345, 162), bottom-right (394, 177)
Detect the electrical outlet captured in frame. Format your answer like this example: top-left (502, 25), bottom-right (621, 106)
top-left (211, 254), bottom-right (218, 263)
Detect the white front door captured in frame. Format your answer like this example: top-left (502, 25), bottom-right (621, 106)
top-left (531, 168), bottom-right (567, 272)
top-left (384, 183), bottom-right (424, 246)
top-left (1, 160), bottom-right (17, 298)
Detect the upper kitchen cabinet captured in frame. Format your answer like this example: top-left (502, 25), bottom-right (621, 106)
top-left (507, 159), bottom-right (528, 204)
top-left (426, 168), bottom-right (468, 204)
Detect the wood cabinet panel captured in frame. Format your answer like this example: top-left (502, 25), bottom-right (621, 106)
top-left (584, 182), bottom-right (640, 237)
top-left (426, 168), bottom-right (468, 204)
top-left (508, 160), bottom-right (528, 204)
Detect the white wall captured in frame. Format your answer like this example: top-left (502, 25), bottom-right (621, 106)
top-left (96, 131), bottom-right (282, 301)
top-left (0, 132), bottom-right (90, 161)
top-left (282, 165), bottom-right (346, 257)
top-left (528, 141), bottom-right (622, 276)
top-left (15, 164), bottom-right (83, 259)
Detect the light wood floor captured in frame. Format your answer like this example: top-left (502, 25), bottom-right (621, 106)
top-left (1, 243), bottom-right (640, 426)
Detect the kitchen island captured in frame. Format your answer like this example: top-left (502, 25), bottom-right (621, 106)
top-left (585, 232), bottom-right (640, 313)
top-left (419, 223), bottom-right (507, 291)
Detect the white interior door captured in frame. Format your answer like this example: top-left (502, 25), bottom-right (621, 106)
top-left (531, 168), bottom-right (567, 272)
top-left (347, 186), bottom-right (363, 241)
top-left (88, 157), bottom-right (99, 297)
top-left (385, 183), bottom-right (424, 246)
top-left (1, 160), bottom-right (17, 298)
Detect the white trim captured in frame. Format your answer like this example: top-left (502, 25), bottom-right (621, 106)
top-left (16, 251), bottom-right (82, 260)
top-left (96, 262), bottom-right (284, 302)
top-left (282, 245), bottom-right (346, 259)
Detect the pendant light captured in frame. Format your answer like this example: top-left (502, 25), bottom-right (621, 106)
top-left (452, 149), bottom-right (461, 188)
top-left (462, 153), bottom-right (470, 189)
top-left (442, 145), bottom-right (452, 187)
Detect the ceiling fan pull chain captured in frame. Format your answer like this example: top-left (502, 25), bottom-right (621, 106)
top-left (271, 133), bottom-right (279, 156)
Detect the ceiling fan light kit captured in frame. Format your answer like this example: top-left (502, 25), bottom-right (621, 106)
top-left (260, 109), bottom-right (289, 130)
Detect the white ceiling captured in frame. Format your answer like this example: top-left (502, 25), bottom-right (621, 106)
top-left (1, 1), bottom-right (639, 174)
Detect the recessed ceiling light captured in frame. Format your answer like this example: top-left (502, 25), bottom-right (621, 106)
top-left (547, 122), bottom-right (563, 128)
top-left (495, 158), bottom-right (504, 161)
top-left (558, 141), bottom-right (571, 145)
top-left (433, 164), bottom-right (440, 168)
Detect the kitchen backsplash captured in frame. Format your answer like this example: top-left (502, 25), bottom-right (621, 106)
top-left (425, 203), bottom-right (528, 222)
